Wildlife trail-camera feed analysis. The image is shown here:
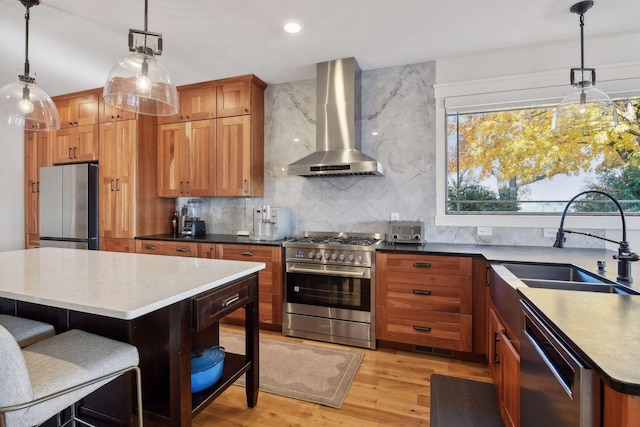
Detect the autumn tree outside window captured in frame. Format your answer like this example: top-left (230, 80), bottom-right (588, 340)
top-left (446, 97), bottom-right (640, 215)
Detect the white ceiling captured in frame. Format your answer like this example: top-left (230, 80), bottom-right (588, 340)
top-left (1, 0), bottom-right (639, 97)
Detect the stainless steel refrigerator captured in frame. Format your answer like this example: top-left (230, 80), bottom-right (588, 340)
top-left (39, 163), bottom-right (99, 250)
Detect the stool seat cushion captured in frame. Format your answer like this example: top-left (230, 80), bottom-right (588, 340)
top-left (0, 315), bottom-right (55, 348)
top-left (3, 329), bottom-right (139, 427)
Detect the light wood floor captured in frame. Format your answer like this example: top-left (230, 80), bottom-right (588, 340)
top-left (192, 325), bottom-right (492, 427)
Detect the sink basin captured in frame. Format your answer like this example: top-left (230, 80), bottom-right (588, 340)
top-left (520, 278), bottom-right (630, 294)
top-left (502, 262), bottom-right (607, 283)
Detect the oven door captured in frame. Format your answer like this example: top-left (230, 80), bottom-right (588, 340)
top-left (285, 262), bottom-right (371, 321)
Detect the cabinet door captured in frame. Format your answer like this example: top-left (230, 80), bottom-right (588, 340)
top-left (182, 86), bottom-right (217, 121)
top-left (216, 116), bottom-right (251, 196)
top-left (217, 81), bottom-right (251, 117)
top-left (186, 119), bottom-right (216, 196)
top-left (99, 97), bottom-right (136, 123)
top-left (498, 330), bottom-right (520, 427)
top-left (24, 131), bottom-right (53, 237)
top-left (74, 124), bottom-right (99, 162)
top-left (73, 93), bottom-right (99, 127)
top-left (115, 120), bottom-right (136, 238)
top-left (157, 123), bottom-right (187, 197)
top-left (52, 128), bottom-right (73, 163)
top-left (488, 306), bottom-right (503, 396)
top-left (99, 122), bottom-right (118, 238)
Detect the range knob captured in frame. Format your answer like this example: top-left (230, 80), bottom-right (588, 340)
top-left (331, 253), bottom-right (338, 260)
top-left (348, 254), bottom-right (355, 262)
top-left (315, 252), bottom-right (323, 260)
top-left (355, 255), bottom-right (363, 264)
top-left (338, 254), bottom-right (346, 261)
top-left (308, 251), bottom-right (315, 259)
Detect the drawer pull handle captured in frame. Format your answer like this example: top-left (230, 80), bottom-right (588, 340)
top-left (176, 247), bottom-right (187, 252)
top-left (222, 293), bottom-right (240, 307)
top-left (413, 262), bottom-right (432, 268)
top-left (145, 245), bottom-right (156, 250)
top-left (413, 289), bottom-right (432, 296)
top-left (413, 325), bottom-right (432, 332)
top-left (240, 251), bottom-right (254, 256)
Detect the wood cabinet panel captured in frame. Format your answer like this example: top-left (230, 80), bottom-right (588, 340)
top-left (157, 85), bottom-right (217, 125)
top-left (216, 116), bottom-right (252, 196)
top-left (604, 385), bottom-right (640, 427)
top-left (56, 91), bottom-right (99, 128)
top-left (99, 97), bottom-right (136, 122)
top-left (52, 124), bottom-right (98, 164)
top-left (217, 80), bottom-right (251, 117)
top-left (100, 237), bottom-right (135, 253)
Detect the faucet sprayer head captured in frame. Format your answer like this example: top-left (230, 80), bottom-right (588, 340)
top-left (553, 229), bottom-right (565, 248)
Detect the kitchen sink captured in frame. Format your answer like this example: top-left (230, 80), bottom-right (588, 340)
top-left (501, 262), bottom-right (639, 295)
top-left (502, 262), bottom-right (607, 283)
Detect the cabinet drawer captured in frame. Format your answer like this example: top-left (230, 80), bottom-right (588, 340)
top-left (135, 240), bottom-right (197, 257)
top-left (216, 244), bottom-right (281, 262)
top-left (377, 271), bottom-right (472, 314)
top-left (193, 280), bottom-right (250, 331)
top-left (376, 306), bottom-right (472, 351)
top-left (377, 252), bottom-right (472, 276)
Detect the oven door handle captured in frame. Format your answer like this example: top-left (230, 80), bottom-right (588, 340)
top-left (288, 265), bottom-right (366, 278)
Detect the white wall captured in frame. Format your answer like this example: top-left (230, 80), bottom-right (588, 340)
top-left (0, 126), bottom-right (24, 251)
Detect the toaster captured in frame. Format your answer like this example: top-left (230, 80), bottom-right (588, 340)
top-left (387, 221), bottom-right (425, 245)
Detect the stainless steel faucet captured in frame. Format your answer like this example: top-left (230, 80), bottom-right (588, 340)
top-left (553, 190), bottom-right (639, 283)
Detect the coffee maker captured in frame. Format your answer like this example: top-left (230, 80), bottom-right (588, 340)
top-left (180, 199), bottom-right (206, 236)
top-left (249, 205), bottom-right (291, 241)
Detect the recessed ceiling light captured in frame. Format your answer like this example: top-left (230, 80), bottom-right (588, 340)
top-left (283, 20), bottom-right (303, 34)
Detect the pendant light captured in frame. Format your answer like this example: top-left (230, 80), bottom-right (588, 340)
top-left (0, 0), bottom-right (60, 131)
top-left (551, 1), bottom-right (617, 136)
top-left (103, 0), bottom-right (178, 116)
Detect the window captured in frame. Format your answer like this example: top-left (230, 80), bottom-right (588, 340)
top-left (446, 97), bottom-right (640, 215)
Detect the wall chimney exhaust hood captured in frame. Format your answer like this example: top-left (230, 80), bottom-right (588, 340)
top-left (287, 57), bottom-right (385, 177)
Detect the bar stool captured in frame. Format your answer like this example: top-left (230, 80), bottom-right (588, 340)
top-left (0, 314), bottom-right (56, 347)
top-left (0, 325), bottom-right (143, 427)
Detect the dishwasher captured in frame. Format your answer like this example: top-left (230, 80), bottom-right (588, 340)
top-left (520, 302), bottom-right (600, 427)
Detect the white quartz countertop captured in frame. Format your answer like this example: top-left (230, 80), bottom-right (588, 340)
top-left (0, 248), bottom-right (265, 320)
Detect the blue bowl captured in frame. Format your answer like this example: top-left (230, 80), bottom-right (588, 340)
top-left (191, 346), bottom-right (225, 393)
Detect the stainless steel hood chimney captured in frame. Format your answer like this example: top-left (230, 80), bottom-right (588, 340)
top-left (287, 57), bottom-right (385, 177)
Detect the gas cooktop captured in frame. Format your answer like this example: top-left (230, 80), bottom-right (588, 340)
top-left (283, 232), bottom-right (385, 247)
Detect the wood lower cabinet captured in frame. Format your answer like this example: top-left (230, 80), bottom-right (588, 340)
top-left (98, 115), bottom-right (175, 252)
top-left (488, 304), bottom-right (520, 427)
top-left (135, 239), bottom-right (198, 257)
top-left (376, 252), bottom-right (473, 352)
top-left (210, 244), bottom-right (283, 329)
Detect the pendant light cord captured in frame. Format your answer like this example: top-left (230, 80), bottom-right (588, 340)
top-left (23, 4), bottom-right (31, 81)
top-left (579, 11), bottom-right (585, 82)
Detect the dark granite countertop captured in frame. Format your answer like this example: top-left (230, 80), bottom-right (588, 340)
top-left (518, 287), bottom-right (640, 395)
top-left (135, 233), bottom-right (286, 246)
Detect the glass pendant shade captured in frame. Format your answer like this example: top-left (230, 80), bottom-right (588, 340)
top-left (0, 77), bottom-right (60, 131)
top-left (103, 51), bottom-right (178, 116)
top-left (551, 82), bottom-right (618, 136)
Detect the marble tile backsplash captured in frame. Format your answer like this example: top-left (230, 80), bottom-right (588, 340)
top-left (178, 60), bottom-right (610, 249)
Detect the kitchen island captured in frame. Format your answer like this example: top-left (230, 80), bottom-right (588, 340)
top-left (0, 247), bottom-right (265, 427)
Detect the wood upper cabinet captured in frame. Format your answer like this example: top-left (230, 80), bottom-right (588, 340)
top-left (157, 119), bottom-right (216, 197)
top-left (156, 85), bottom-right (217, 125)
top-left (99, 97), bottom-right (136, 123)
top-left (52, 124), bottom-right (98, 164)
top-left (56, 90), bottom-right (99, 128)
top-left (99, 120), bottom-right (136, 239)
top-left (217, 115), bottom-right (263, 196)
top-left (376, 252), bottom-right (473, 352)
top-left (217, 80), bottom-right (251, 117)
top-left (24, 130), bottom-right (53, 238)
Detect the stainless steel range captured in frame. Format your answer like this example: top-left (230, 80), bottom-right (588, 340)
top-left (282, 231), bottom-right (384, 349)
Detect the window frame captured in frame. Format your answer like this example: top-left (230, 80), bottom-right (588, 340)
top-left (434, 62), bottom-right (640, 231)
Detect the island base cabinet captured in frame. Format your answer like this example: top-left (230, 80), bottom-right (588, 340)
top-left (604, 385), bottom-right (640, 427)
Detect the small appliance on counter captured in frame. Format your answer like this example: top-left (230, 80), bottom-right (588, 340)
top-left (180, 199), bottom-right (206, 237)
top-left (250, 205), bottom-right (291, 241)
top-left (387, 220), bottom-right (425, 245)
